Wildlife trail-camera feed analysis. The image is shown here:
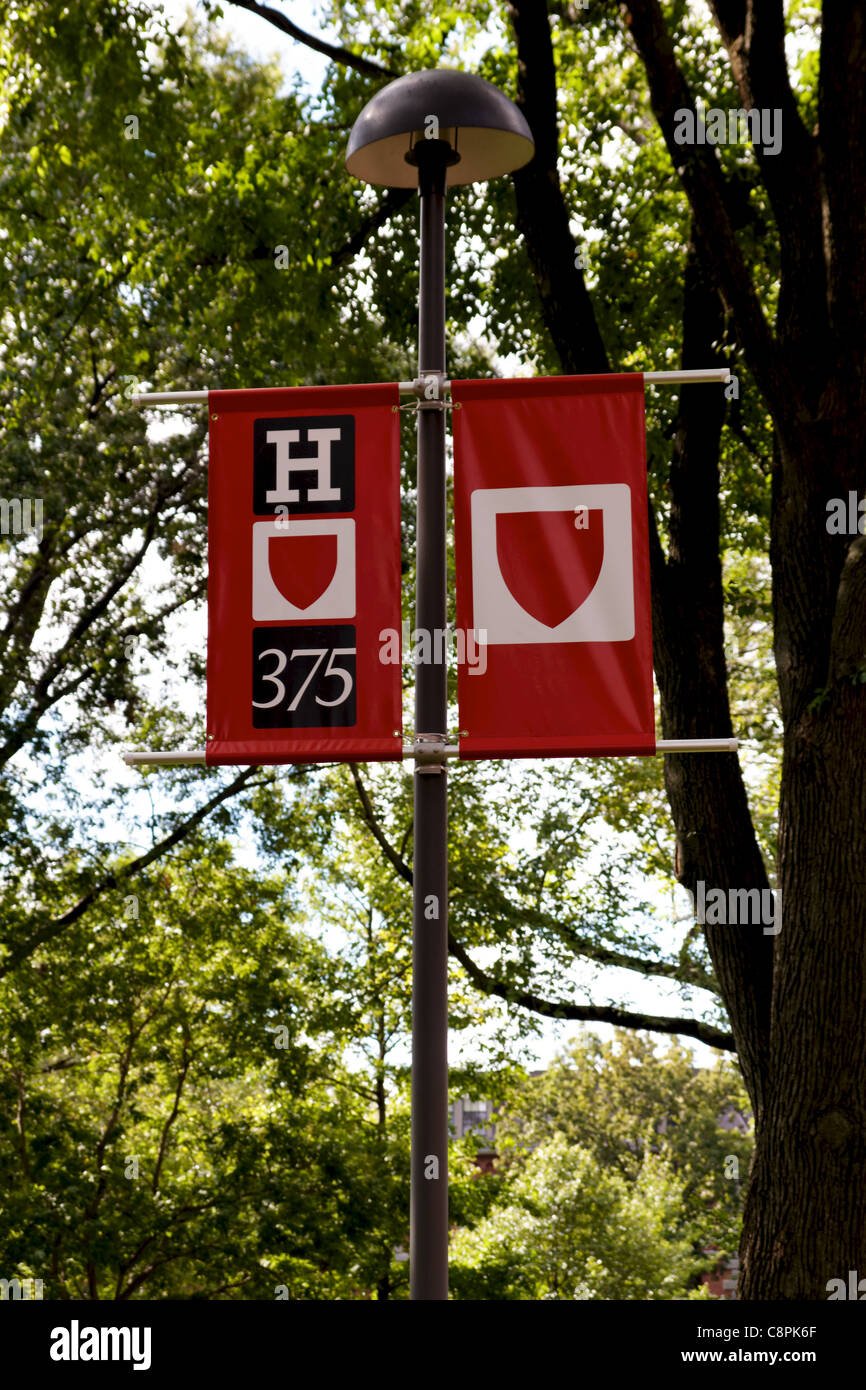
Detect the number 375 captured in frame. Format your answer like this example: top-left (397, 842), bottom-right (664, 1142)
top-left (253, 646), bottom-right (356, 711)
top-left (251, 626), bottom-right (357, 729)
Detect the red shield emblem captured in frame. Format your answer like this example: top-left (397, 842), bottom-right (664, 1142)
top-left (267, 533), bottom-right (338, 611)
top-left (495, 509), bottom-right (605, 628)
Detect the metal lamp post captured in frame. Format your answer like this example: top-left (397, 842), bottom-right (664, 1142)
top-left (347, 70), bottom-right (534, 1301)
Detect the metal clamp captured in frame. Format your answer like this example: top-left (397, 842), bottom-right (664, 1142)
top-left (413, 372), bottom-right (451, 412)
top-left (413, 732), bottom-right (448, 774)
top-left (399, 399), bottom-right (458, 413)
top-left (410, 372), bottom-right (447, 396)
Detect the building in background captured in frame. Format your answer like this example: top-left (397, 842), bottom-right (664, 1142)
top-left (451, 1096), bottom-right (498, 1173)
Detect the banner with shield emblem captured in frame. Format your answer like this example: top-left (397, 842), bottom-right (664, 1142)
top-left (452, 374), bottom-right (655, 758)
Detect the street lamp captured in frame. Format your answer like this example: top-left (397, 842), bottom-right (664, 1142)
top-left (346, 69), bottom-right (533, 1302)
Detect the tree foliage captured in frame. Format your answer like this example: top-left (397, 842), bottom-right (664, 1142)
top-left (451, 1135), bottom-right (706, 1301)
top-left (494, 1031), bottom-right (752, 1263)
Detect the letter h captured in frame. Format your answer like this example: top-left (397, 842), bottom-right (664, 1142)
top-left (266, 427), bottom-right (342, 504)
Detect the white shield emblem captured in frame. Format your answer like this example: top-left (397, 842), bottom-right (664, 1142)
top-left (252, 517), bottom-right (355, 621)
top-left (471, 484), bottom-right (634, 644)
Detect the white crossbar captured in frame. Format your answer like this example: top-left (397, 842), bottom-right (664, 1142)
top-left (131, 391), bottom-right (209, 405)
top-left (643, 368), bottom-right (730, 384)
top-left (656, 738), bottom-right (738, 752)
top-left (130, 369), bottom-right (730, 406)
top-left (123, 737), bottom-right (738, 767)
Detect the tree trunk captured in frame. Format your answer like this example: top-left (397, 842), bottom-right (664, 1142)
top-left (507, 0), bottom-right (866, 1298)
top-left (739, 412), bottom-right (866, 1297)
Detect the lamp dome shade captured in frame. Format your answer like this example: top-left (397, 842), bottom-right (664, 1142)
top-left (346, 69), bottom-right (535, 187)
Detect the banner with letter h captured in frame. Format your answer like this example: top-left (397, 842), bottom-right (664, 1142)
top-left (206, 384), bottom-right (403, 764)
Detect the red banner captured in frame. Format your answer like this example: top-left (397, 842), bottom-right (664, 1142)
top-left (206, 384), bottom-right (402, 764)
top-left (452, 375), bottom-right (655, 758)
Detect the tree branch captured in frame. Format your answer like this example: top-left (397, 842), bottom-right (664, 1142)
top-left (347, 763), bottom-right (729, 1045)
top-left (0, 767), bottom-right (264, 975)
top-left (621, 0), bottom-right (786, 413)
top-left (152, 1039), bottom-right (192, 1195)
top-left (83, 1020), bottom-right (144, 1225)
top-left (348, 762), bottom-right (412, 885)
top-left (818, 0), bottom-right (866, 359)
top-left (708, 0), bottom-right (828, 385)
top-left (225, 0), bottom-right (398, 79)
top-left (447, 929), bottom-right (734, 1050)
top-left (554, 922), bottom-right (718, 995)
top-left (329, 188), bottom-right (415, 270)
top-left (507, 0), bottom-right (610, 373)
top-left (0, 473), bottom-right (194, 766)
top-left (0, 523), bottom-right (63, 665)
